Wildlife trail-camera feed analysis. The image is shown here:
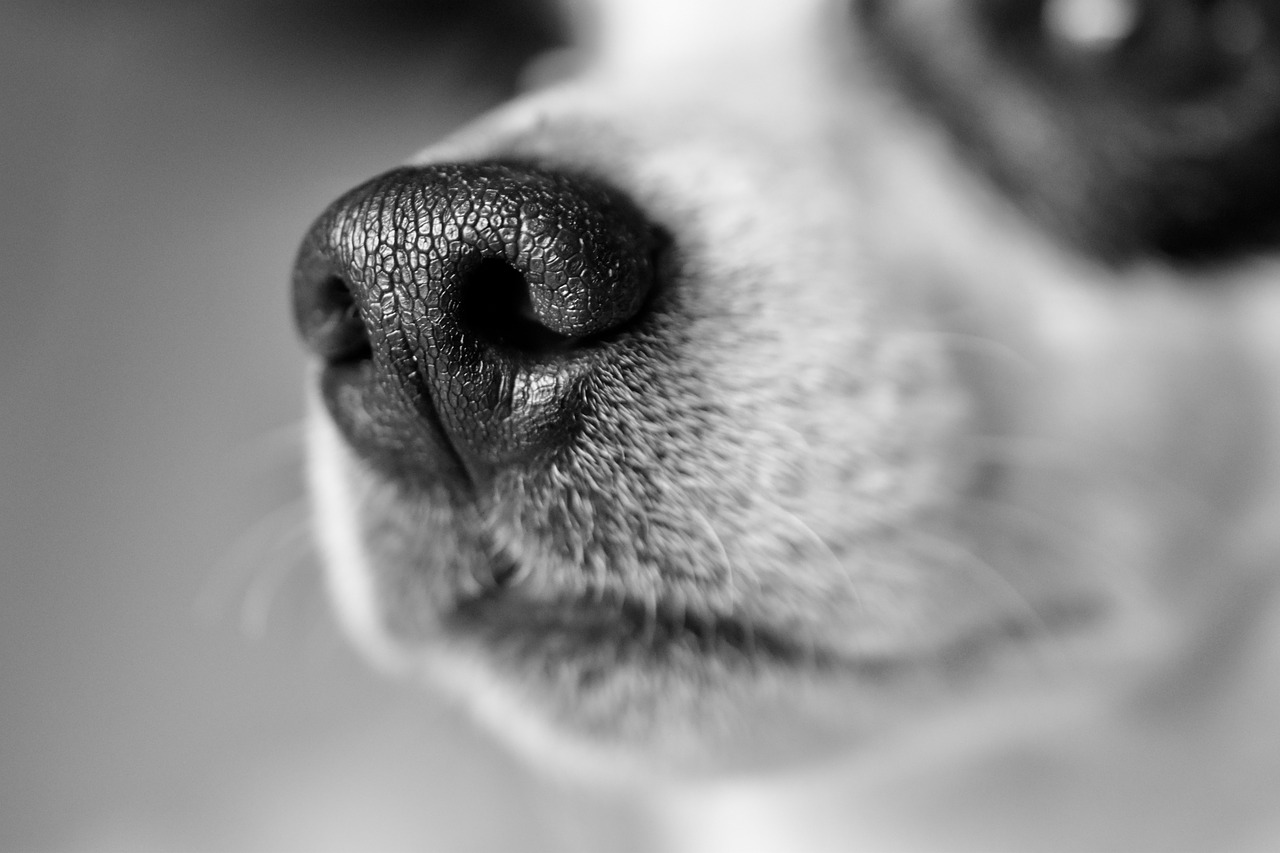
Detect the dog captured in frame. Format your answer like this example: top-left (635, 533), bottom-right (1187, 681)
top-left (290, 0), bottom-right (1280, 849)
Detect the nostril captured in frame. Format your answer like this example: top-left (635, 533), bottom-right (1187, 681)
top-left (294, 267), bottom-right (372, 365)
top-left (318, 275), bottom-right (373, 363)
top-left (459, 257), bottom-right (577, 354)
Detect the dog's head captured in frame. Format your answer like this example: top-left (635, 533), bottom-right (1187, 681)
top-left (291, 0), bottom-right (1280, 774)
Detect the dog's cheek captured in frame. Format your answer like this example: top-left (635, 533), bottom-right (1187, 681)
top-left (839, 87), bottom-right (1275, 656)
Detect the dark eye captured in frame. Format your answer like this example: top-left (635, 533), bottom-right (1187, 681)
top-left (858, 0), bottom-right (1280, 262)
top-left (987, 0), bottom-right (1275, 98)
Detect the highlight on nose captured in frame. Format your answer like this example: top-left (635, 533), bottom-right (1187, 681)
top-left (291, 162), bottom-right (661, 482)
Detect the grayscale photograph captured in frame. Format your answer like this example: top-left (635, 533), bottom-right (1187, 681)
top-left (3, 1), bottom-right (1279, 851)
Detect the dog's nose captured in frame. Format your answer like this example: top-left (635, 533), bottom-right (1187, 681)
top-left (292, 162), bottom-right (660, 482)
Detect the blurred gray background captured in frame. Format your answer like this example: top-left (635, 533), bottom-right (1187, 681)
top-left (0, 1), bottom-right (648, 849)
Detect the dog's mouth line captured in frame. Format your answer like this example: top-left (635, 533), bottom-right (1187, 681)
top-left (443, 555), bottom-right (1103, 677)
top-left (445, 547), bottom-right (849, 668)
top-left (448, 584), bottom-right (856, 671)
top-left (438, 539), bottom-right (866, 668)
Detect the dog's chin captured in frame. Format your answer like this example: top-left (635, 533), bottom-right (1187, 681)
top-left (309, 408), bottom-right (1120, 778)
top-left (341, 574), bottom-right (1111, 780)
top-left (433, 603), bottom-right (1120, 782)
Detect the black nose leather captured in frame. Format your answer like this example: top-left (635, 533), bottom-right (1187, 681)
top-left (292, 162), bottom-right (659, 482)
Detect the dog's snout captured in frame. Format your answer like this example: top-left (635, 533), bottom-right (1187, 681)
top-left (292, 162), bottom-right (660, 482)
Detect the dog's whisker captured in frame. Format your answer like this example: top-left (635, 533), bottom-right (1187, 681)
top-left (195, 497), bottom-right (315, 628)
top-left (690, 507), bottom-right (735, 591)
top-left (238, 520), bottom-right (318, 640)
top-left (889, 328), bottom-right (1042, 377)
top-left (963, 431), bottom-right (1237, 559)
top-left (959, 492), bottom-right (1117, 577)
top-left (900, 525), bottom-right (1061, 658)
top-left (768, 502), bottom-right (857, 598)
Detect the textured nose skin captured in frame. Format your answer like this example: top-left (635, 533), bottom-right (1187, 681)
top-left (292, 162), bottom-right (660, 483)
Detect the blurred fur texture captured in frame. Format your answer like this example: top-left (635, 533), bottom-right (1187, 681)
top-left (298, 0), bottom-right (1280, 849)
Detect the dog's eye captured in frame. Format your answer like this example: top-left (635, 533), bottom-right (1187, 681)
top-left (1044, 0), bottom-right (1265, 57)
top-left (1041, 0), bottom-right (1145, 51)
top-left (858, 0), bottom-right (1280, 261)
top-left (982, 0), bottom-right (1273, 98)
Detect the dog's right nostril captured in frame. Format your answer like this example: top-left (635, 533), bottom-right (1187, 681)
top-left (458, 257), bottom-right (578, 354)
top-left (292, 161), bottom-right (662, 482)
top-left (306, 274), bottom-right (373, 364)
